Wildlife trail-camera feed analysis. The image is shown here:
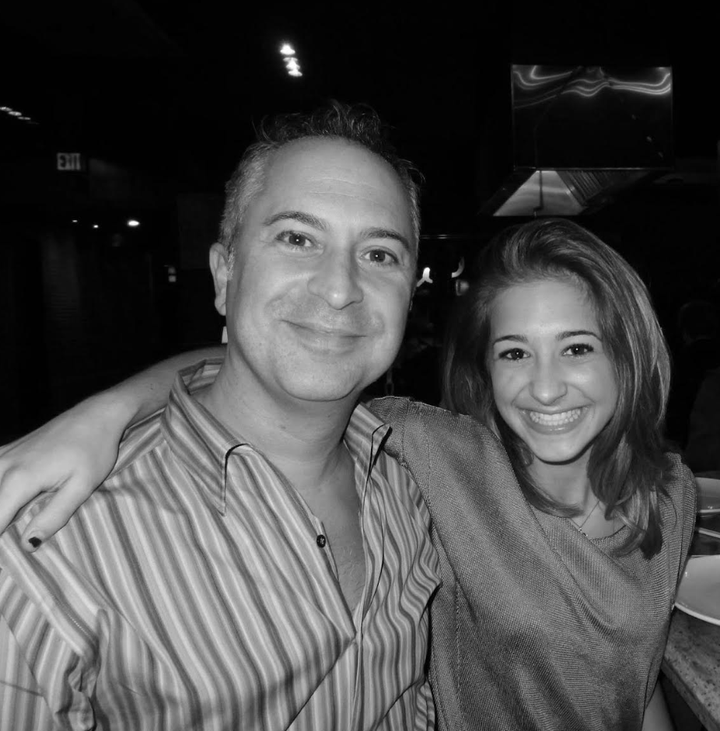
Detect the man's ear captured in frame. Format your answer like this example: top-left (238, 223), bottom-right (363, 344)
top-left (209, 242), bottom-right (230, 316)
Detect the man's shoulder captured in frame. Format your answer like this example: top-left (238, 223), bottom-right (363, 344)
top-left (4, 416), bottom-right (171, 555)
top-left (112, 357), bottom-right (222, 478)
top-left (110, 407), bottom-right (167, 478)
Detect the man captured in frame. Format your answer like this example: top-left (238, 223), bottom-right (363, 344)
top-left (0, 104), bottom-right (440, 730)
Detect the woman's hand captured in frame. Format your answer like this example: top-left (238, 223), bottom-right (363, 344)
top-left (0, 390), bottom-right (131, 550)
top-left (0, 348), bottom-right (225, 550)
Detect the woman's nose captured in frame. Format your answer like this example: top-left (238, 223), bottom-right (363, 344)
top-left (529, 359), bottom-right (568, 404)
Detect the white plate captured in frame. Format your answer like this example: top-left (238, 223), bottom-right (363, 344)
top-left (696, 477), bottom-right (720, 515)
top-left (675, 555), bottom-right (720, 626)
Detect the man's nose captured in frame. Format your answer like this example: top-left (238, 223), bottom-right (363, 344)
top-left (307, 250), bottom-right (364, 309)
top-left (529, 359), bottom-right (568, 404)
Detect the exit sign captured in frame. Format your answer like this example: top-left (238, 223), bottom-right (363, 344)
top-left (56, 152), bottom-right (85, 171)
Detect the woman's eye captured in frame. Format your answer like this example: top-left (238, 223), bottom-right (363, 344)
top-left (565, 343), bottom-right (594, 357)
top-left (499, 348), bottom-right (527, 361)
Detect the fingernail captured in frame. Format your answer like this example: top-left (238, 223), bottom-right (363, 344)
top-left (28, 537), bottom-right (42, 549)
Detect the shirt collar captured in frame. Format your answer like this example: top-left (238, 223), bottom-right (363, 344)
top-left (161, 360), bottom-right (393, 514)
top-left (161, 360), bottom-right (246, 514)
top-left (343, 403), bottom-right (392, 484)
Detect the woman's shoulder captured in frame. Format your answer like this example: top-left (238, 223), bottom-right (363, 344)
top-left (366, 397), bottom-right (515, 499)
top-left (366, 396), bottom-right (506, 467)
top-left (661, 450), bottom-right (698, 518)
top-left (663, 451), bottom-right (696, 487)
top-left (367, 396), bottom-right (495, 439)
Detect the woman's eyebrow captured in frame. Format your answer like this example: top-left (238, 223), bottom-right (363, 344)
top-left (492, 334), bottom-right (527, 346)
top-left (558, 329), bottom-right (601, 340)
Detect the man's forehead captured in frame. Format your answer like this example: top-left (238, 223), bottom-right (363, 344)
top-left (268, 138), bottom-right (395, 185)
top-left (251, 138), bottom-right (414, 230)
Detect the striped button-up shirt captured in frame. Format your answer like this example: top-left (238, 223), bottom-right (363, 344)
top-left (0, 361), bottom-right (440, 731)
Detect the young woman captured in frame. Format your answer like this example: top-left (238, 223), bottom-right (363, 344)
top-left (0, 219), bottom-right (695, 730)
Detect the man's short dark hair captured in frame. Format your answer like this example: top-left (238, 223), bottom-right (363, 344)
top-left (219, 101), bottom-right (422, 265)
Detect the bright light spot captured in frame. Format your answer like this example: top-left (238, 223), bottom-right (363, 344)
top-left (451, 258), bottom-right (465, 278)
top-left (416, 267), bottom-right (434, 288)
top-left (71, 219), bottom-right (78, 223)
top-left (455, 280), bottom-right (469, 296)
top-left (280, 43), bottom-right (303, 78)
top-left (126, 219), bottom-right (140, 228)
top-left (92, 224), bottom-right (99, 229)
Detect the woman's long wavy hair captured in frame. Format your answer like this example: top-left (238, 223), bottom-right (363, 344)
top-left (442, 219), bottom-right (673, 558)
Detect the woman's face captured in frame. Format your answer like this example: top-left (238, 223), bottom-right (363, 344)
top-left (488, 278), bottom-right (618, 479)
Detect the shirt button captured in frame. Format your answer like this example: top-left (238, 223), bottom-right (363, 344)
top-left (316, 534), bottom-right (327, 548)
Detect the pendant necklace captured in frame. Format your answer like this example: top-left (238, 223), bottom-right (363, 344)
top-left (571, 497), bottom-right (600, 536)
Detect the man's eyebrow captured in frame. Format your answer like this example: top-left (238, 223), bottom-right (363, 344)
top-left (359, 227), bottom-right (413, 254)
top-left (263, 211), bottom-right (328, 230)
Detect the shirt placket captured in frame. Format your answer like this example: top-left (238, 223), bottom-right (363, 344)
top-left (224, 448), bottom-right (358, 729)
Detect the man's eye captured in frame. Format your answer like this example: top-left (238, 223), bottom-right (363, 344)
top-left (499, 348), bottom-right (527, 361)
top-left (279, 232), bottom-right (311, 247)
top-left (565, 343), bottom-right (594, 357)
top-left (365, 249), bottom-right (399, 265)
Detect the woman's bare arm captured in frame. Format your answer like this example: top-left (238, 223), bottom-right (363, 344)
top-left (0, 347), bottom-right (224, 549)
top-left (641, 682), bottom-right (674, 731)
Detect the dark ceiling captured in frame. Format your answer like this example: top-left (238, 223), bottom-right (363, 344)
top-left (2, 0), bottom-right (718, 232)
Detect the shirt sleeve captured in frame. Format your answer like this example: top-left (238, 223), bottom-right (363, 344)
top-left (0, 570), bottom-right (95, 731)
top-left (0, 608), bottom-right (55, 730)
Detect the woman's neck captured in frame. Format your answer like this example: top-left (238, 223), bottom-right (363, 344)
top-left (529, 455), bottom-right (593, 508)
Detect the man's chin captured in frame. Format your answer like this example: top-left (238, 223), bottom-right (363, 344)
top-left (277, 373), bottom-right (379, 406)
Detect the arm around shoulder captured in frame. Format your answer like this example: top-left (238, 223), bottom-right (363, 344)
top-left (0, 347), bottom-right (223, 548)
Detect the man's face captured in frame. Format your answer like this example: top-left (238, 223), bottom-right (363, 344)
top-left (211, 138), bottom-right (416, 408)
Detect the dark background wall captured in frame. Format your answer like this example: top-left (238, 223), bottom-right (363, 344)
top-left (1, 0), bottom-right (718, 442)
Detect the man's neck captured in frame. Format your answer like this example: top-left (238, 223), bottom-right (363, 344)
top-left (195, 361), bottom-right (359, 493)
